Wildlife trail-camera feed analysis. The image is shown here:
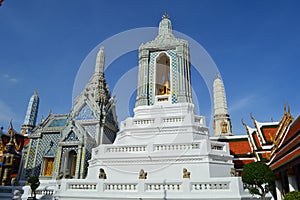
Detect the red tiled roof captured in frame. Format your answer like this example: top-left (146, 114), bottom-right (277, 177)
top-left (252, 132), bottom-right (261, 149)
top-left (270, 147), bottom-right (300, 170)
top-left (234, 159), bottom-right (255, 165)
top-left (229, 140), bottom-right (252, 155)
top-left (260, 127), bottom-right (278, 142)
top-left (282, 116), bottom-right (300, 146)
top-left (269, 116), bottom-right (300, 170)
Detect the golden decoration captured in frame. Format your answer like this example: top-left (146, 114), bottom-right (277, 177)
top-left (183, 168), bottom-right (190, 178)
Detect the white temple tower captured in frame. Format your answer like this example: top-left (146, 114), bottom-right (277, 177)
top-left (21, 90), bottom-right (39, 134)
top-left (136, 13), bottom-right (192, 107)
top-left (24, 15), bottom-right (255, 200)
top-left (213, 74), bottom-right (233, 136)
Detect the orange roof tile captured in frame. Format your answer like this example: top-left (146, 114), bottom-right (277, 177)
top-left (229, 140), bottom-right (252, 155)
top-left (260, 127), bottom-right (278, 142)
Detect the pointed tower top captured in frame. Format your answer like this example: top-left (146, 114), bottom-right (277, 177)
top-left (8, 119), bottom-right (14, 136)
top-left (159, 12), bottom-right (172, 36)
top-left (162, 12), bottom-right (169, 19)
top-left (213, 74), bottom-right (232, 136)
top-left (22, 90), bottom-right (39, 132)
top-left (95, 46), bottom-right (105, 74)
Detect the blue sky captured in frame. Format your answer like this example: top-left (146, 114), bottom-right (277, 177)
top-left (0, 0), bottom-right (299, 135)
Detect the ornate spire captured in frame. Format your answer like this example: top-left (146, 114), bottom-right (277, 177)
top-left (213, 74), bottom-right (232, 136)
top-left (22, 91), bottom-right (39, 134)
top-left (159, 12), bottom-right (173, 36)
top-left (213, 74), bottom-right (228, 115)
top-left (93, 47), bottom-right (110, 104)
top-left (95, 46), bottom-right (105, 74)
top-left (162, 12), bottom-right (169, 19)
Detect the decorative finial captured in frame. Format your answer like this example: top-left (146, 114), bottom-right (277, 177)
top-left (8, 119), bottom-right (14, 136)
top-left (284, 103), bottom-right (287, 114)
top-left (9, 119), bottom-right (13, 128)
top-left (241, 119), bottom-right (246, 127)
top-left (162, 12), bottom-right (169, 19)
top-left (34, 90), bottom-right (38, 95)
top-left (250, 112), bottom-right (255, 121)
top-left (215, 73), bottom-right (221, 79)
top-left (288, 104), bottom-right (291, 114)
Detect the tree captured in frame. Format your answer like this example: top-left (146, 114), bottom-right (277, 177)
top-left (284, 190), bottom-right (300, 200)
top-left (27, 176), bottom-right (40, 199)
top-left (242, 162), bottom-right (275, 200)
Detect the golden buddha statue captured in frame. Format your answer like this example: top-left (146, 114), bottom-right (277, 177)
top-left (159, 78), bottom-right (171, 95)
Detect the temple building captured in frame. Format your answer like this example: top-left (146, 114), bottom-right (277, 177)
top-left (0, 91), bottom-right (38, 198)
top-left (15, 14), bottom-right (298, 200)
top-left (19, 46), bottom-right (118, 181)
top-left (0, 121), bottom-right (27, 186)
top-left (21, 14), bottom-right (256, 200)
top-left (212, 105), bottom-right (300, 199)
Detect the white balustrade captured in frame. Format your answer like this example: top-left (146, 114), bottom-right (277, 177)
top-left (106, 145), bottom-right (147, 153)
top-left (134, 119), bottom-right (155, 125)
top-left (36, 189), bottom-right (54, 195)
top-left (192, 182), bottom-right (229, 191)
top-left (146, 183), bottom-right (181, 191)
top-left (68, 183), bottom-right (97, 190)
top-left (163, 117), bottom-right (184, 123)
top-left (154, 143), bottom-right (200, 151)
top-left (105, 184), bottom-right (137, 191)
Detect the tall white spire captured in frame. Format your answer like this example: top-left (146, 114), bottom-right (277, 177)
top-left (213, 74), bottom-right (232, 136)
top-left (22, 90), bottom-right (39, 134)
top-left (95, 46), bottom-right (105, 74)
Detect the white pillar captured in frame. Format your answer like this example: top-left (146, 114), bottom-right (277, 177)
top-left (287, 168), bottom-right (298, 192)
top-left (75, 146), bottom-right (82, 179)
top-left (275, 179), bottom-right (283, 200)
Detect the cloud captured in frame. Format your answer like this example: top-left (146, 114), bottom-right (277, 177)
top-left (2, 74), bottom-right (18, 83)
top-left (0, 99), bottom-right (15, 124)
top-left (228, 95), bottom-right (256, 113)
top-left (9, 78), bottom-right (18, 83)
top-left (0, 99), bottom-right (23, 129)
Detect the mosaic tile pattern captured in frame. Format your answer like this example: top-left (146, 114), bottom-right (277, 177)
top-left (76, 104), bottom-right (95, 120)
top-left (63, 131), bottom-right (80, 142)
top-left (149, 50), bottom-right (178, 104)
top-left (48, 118), bottom-right (67, 127)
top-left (84, 125), bottom-right (97, 138)
top-left (167, 50), bottom-right (178, 104)
top-left (22, 133), bottom-right (60, 179)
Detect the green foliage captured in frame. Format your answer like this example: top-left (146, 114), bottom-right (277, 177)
top-left (284, 191), bottom-right (300, 200)
top-left (27, 176), bottom-right (40, 198)
top-left (242, 162), bottom-right (275, 199)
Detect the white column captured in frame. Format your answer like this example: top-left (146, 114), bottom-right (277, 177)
top-left (287, 168), bottom-right (298, 192)
top-left (75, 146), bottom-right (82, 179)
top-left (275, 179), bottom-right (283, 200)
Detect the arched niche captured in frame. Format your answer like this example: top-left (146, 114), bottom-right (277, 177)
top-left (155, 53), bottom-right (171, 95)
